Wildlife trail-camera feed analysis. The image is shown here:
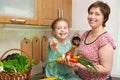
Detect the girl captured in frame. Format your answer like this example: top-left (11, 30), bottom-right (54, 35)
top-left (45, 18), bottom-right (81, 80)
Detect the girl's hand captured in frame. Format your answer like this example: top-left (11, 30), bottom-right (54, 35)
top-left (50, 40), bottom-right (58, 51)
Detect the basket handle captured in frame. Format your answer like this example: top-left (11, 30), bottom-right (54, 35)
top-left (0, 48), bottom-right (32, 66)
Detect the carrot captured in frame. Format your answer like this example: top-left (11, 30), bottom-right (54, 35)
top-left (56, 57), bottom-right (65, 63)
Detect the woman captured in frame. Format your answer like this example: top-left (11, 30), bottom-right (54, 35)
top-left (72, 1), bottom-right (116, 80)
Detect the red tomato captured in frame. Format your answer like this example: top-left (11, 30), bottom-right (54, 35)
top-left (65, 51), bottom-right (73, 59)
top-left (69, 58), bottom-right (78, 63)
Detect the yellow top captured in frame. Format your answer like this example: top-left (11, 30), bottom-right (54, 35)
top-left (40, 77), bottom-right (56, 80)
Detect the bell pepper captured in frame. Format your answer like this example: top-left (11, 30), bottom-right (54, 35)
top-left (69, 58), bottom-right (78, 63)
top-left (65, 51), bottom-right (73, 59)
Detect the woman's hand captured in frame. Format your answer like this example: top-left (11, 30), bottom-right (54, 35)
top-left (66, 60), bottom-right (89, 71)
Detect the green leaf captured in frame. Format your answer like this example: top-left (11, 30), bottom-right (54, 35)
top-left (2, 53), bottom-right (31, 72)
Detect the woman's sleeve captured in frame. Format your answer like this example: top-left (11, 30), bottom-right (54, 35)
top-left (98, 34), bottom-right (116, 49)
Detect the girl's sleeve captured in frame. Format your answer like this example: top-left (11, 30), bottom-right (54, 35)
top-left (46, 37), bottom-right (54, 62)
top-left (46, 37), bottom-right (57, 63)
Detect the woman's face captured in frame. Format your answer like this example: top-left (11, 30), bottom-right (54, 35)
top-left (88, 7), bottom-right (104, 28)
top-left (52, 21), bottom-right (69, 41)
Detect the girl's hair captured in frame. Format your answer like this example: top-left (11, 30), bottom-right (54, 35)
top-left (51, 18), bottom-right (69, 30)
top-left (88, 1), bottom-right (110, 27)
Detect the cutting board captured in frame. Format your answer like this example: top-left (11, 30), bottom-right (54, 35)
top-left (41, 36), bottom-right (48, 62)
top-left (32, 36), bottom-right (40, 65)
top-left (21, 38), bottom-right (32, 59)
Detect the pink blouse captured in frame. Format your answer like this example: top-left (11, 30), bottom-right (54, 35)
top-left (77, 31), bottom-right (116, 80)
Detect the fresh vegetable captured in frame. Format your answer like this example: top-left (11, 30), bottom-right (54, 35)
top-left (73, 55), bottom-right (80, 59)
top-left (1, 53), bottom-right (32, 73)
top-left (65, 51), bottom-right (73, 59)
top-left (47, 51), bottom-right (97, 70)
top-left (56, 57), bottom-right (65, 63)
top-left (0, 62), bottom-right (4, 72)
top-left (78, 57), bottom-right (97, 72)
top-left (66, 51), bottom-right (98, 73)
top-left (0, 66), bottom-right (4, 72)
top-left (46, 51), bottom-right (98, 80)
top-left (69, 58), bottom-right (78, 63)
top-left (65, 51), bottom-right (97, 72)
top-left (0, 61), bottom-right (3, 67)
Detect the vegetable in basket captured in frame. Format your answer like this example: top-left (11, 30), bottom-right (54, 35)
top-left (0, 53), bottom-right (32, 73)
top-left (0, 61), bottom-right (4, 72)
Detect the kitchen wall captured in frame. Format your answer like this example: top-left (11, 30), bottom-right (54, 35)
top-left (0, 0), bottom-right (119, 77)
top-left (0, 26), bottom-right (50, 55)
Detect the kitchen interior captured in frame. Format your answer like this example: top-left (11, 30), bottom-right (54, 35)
top-left (0, 0), bottom-right (120, 80)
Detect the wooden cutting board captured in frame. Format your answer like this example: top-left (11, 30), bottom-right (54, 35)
top-left (41, 36), bottom-right (48, 62)
top-left (32, 36), bottom-right (40, 65)
top-left (21, 38), bottom-right (32, 59)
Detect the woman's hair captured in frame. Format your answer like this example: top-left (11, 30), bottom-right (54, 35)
top-left (88, 1), bottom-right (110, 27)
top-left (51, 18), bottom-right (69, 30)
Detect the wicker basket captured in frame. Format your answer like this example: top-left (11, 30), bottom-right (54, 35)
top-left (0, 48), bottom-right (32, 80)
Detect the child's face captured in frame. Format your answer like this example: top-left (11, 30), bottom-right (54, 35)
top-left (53, 21), bottom-right (69, 41)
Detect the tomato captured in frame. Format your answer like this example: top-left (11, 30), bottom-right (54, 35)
top-left (65, 51), bottom-right (73, 59)
top-left (69, 58), bottom-right (78, 63)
